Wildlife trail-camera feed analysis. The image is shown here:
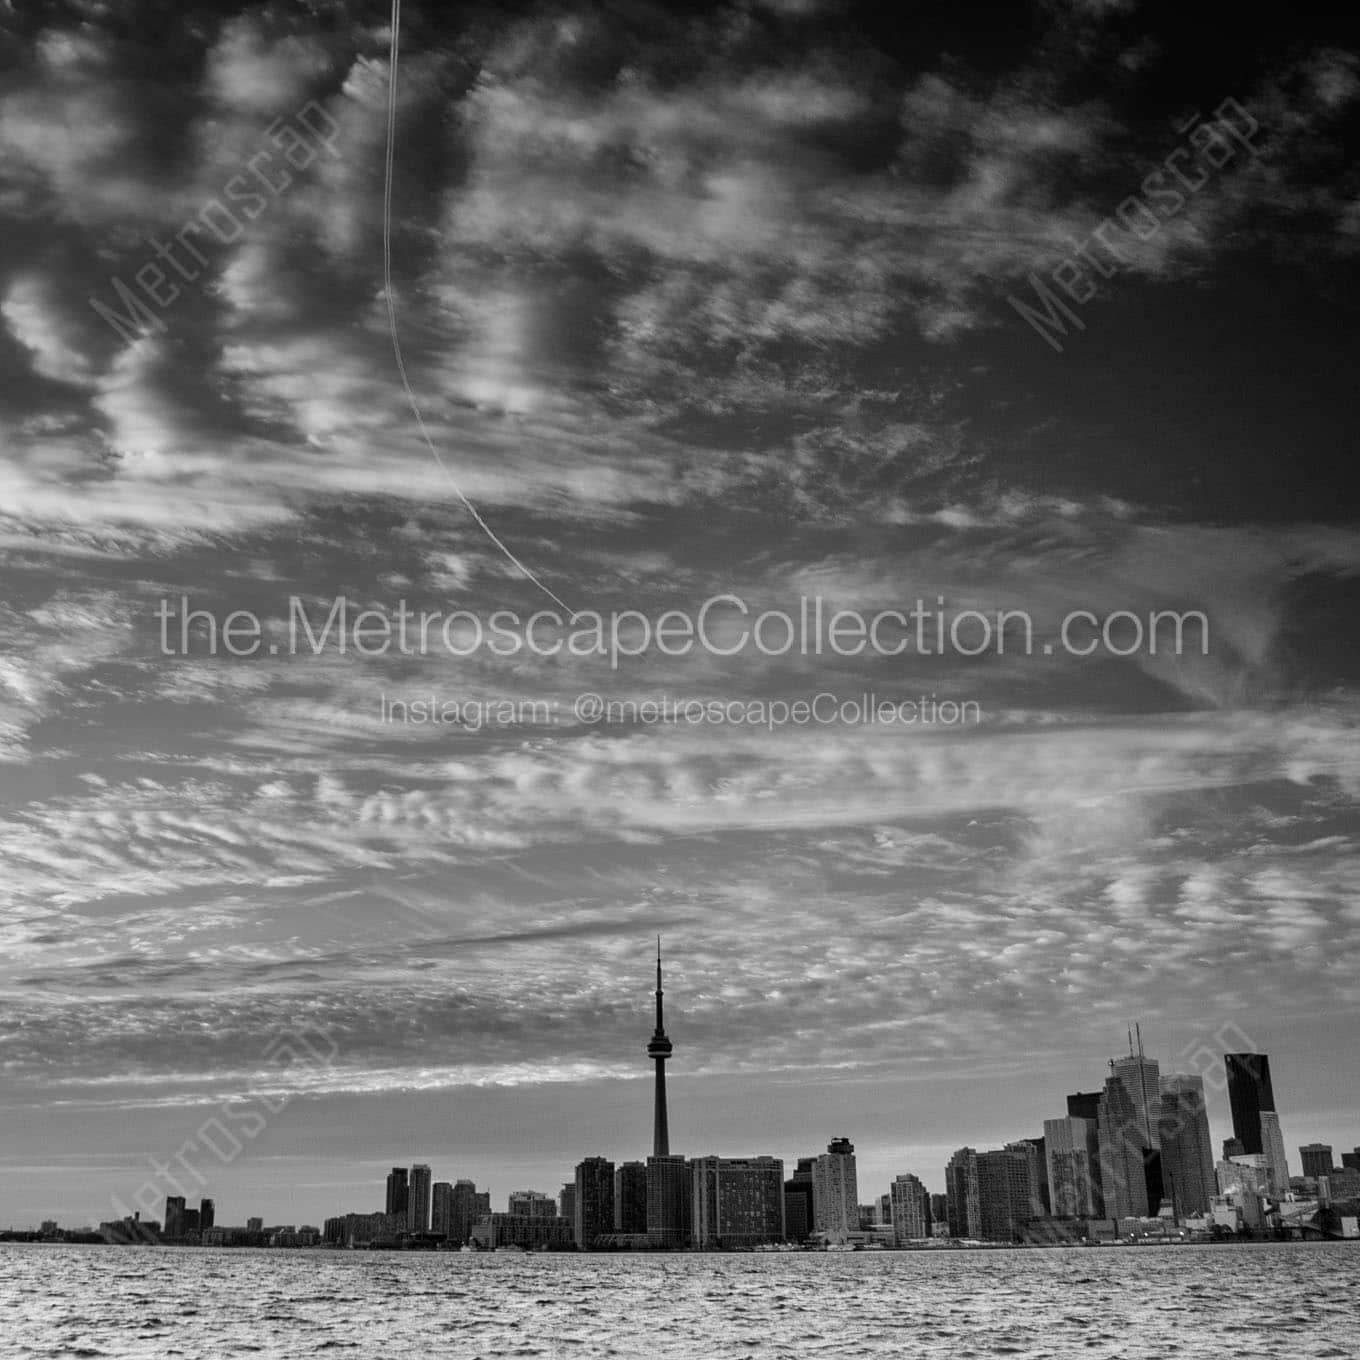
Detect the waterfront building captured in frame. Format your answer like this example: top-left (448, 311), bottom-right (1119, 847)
top-left (1004, 1140), bottom-right (1045, 1218)
top-left (507, 1190), bottom-right (558, 1219)
top-left (646, 1154), bottom-right (692, 1248)
top-left (1020, 1136), bottom-right (1050, 1215)
top-left (407, 1164), bottom-right (432, 1233)
top-left (783, 1164), bottom-right (814, 1243)
top-left (889, 1173), bottom-right (930, 1243)
top-left (945, 1147), bottom-right (980, 1239)
top-left (976, 1148), bottom-right (1034, 1242)
top-left (811, 1138), bottom-right (858, 1242)
top-left (199, 1199), bottom-right (214, 1231)
top-left (690, 1156), bottom-right (785, 1248)
top-left (164, 1196), bottom-right (185, 1238)
top-left (432, 1182), bottom-right (453, 1238)
top-left (559, 1183), bottom-right (576, 1225)
top-left (614, 1161), bottom-right (647, 1233)
top-left (1158, 1075), bottom-right (1216, 1218)
top-left (447, 1180), bottom-right (482, 1245)
top-left (469, 1213), bottom-right (574, 1251)
top-left (574, 1157), bottom-right (615, 1249)
top-left (1044, 1117), bottom-right (1099, 1218)
top-left (385, 1168), bottom-right (408, 1219)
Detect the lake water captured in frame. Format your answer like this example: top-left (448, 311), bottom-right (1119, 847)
top-left (1, 1241), bottom-right (1357, 1358)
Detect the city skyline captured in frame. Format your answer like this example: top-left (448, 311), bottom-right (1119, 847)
top-left (2, 949), bottom-right (1355, 1231)
top-left (3, 0), bottom-right (1360, 1242)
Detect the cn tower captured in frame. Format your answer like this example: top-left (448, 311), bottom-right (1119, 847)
top-left (646, 936), bottom-right (673, 1157)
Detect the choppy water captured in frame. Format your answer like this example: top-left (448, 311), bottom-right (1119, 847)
top-left (1, 1242), bottom-right (1357, 1358)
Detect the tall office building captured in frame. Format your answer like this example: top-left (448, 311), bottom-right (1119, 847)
top-left (1098, 1076), bottom-right (1150, 1219)
top-left (1300, 1144), bottom-right (1334, 1180)
top-left (930, 1193), bottom-right (948, 1227)
top-left (1044, 1117), bottom-right (1099, 1218)
top-left (199, 1198), bottom-right (214, 1231)
top-left (646, 1154), bottom-right (691, 1248)
top-left (945, 1148), bottom-right (980, 1239)
top-left (876, 1193), bottom-right (892, 1226)
top-left (1111, 1033), bottom-right (1163, 1211)
top-left (1258, 1112), bottom-right (1290, 1196)
top-left (1342, 1148), bottom-right (1360, 1173)
top-left (559, 1183), bottom-right (576, 1226)
top-left (783, 1159), bottom-right (815, 1243)
top-left (811, 1138), bottom-right (858, 1242)
top-left (1004, 1140), bottom-right (1045, 1219)
top-left (407, 1164), bottom-right (432, 1233)
top-left (448, 1180), bottom-right (481, 1245)
top-left (1225, 1052), bottom-right (1275, 1155)
top-left (1226, 1051), bottom-right (1290, 1191)
top-left (431, 1182), bottom-right (453, 1238)
top-left (1158, 1075), bottom-right (1216, 1218)
top-left (508, 1190), bottom-right (558, 1218)
top-left (1021, 1136), bottom-right (1050, 1215)
top-left (690, 1156), bottom-right (785, 1248)
top-left (164, 1196), bottom-right (185, 1237)
top-left (976, 1148), bottom-right (1035, 1242)
top-left (574, 1157), bottom-right (615, 1250)
top-left (614, 1161), bottom-right (648, 1233)
top-left (889, 1173), bottom-right (930, 1243)
top-left (385, 1168), bottom-right (409, 1219)
top-left (648, 938), bottom-right (673, 1158)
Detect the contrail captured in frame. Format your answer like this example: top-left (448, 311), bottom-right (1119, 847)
top-left (381, 0), bottom-right (574, 614)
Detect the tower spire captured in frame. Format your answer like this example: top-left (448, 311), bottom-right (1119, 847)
top-left (646, 936), bottom-right (673, 1157)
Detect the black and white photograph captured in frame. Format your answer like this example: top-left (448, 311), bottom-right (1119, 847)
top-left (2, 0), bottom-right (1359, 1355)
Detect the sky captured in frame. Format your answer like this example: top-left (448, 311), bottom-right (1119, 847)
top-left (2, 0), bottom-right (1360, 1229)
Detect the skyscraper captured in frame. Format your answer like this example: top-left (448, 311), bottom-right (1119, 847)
top-left (690, 1156), bottom-right (785, 1248)
top-left (1258, 1112), bottom-right (1290, 1196)
top-left (164, 1195), bottom-right (185, 1238)
top-left (889, 1173), bottom-right (931, 1243)
top-left (648, 938), bottom-right (673, 1158)
top-left (199, 1198), bottom-right (215, 1231)
top-left (1004, 1140), bottom-right (1046, 1219)
top-left (431, 1182), bottom-right (453, 1238)
top-left (1158, 1075), bottom-right (1216, 1218)
top-left (1098, 1076), bottom-right (1150, 1219)
top-left (614, 1161), bottom-right (647, 1234)
top-left (559, 1183), bottom-right (576, 1226)
top-left (1226, 1052), bottom-right (1290, 1194)
top-left (574, 1157), bottom-right (615, 1250)
top-left (449, 1180), bottom-right (481, 1245)
top-left (1300, 1144), bottom-right (1335, 1180)
top-left (407, 1164), bottom-right (432, 1233)
top-left (783, 1159), bottom-right (814, 1243)
top-left (1225, 1052), bottom-right (1275, 1156)
top-left (945, 1147), bottom-right (980, 1240)
top-left (645, 1155), bottom-right (691, 1248)
top-left (1110, 1031), bottom-right (1163, 1211)
top-left (385, 1168), bottom-right (408, 1219)
top-left (976, 1148), bottom-right (1035, 1242)
top-left (1044, 1117), bottom-right (1099, 1218)
top-left (811, 1138), bottom-right (858, 1242)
